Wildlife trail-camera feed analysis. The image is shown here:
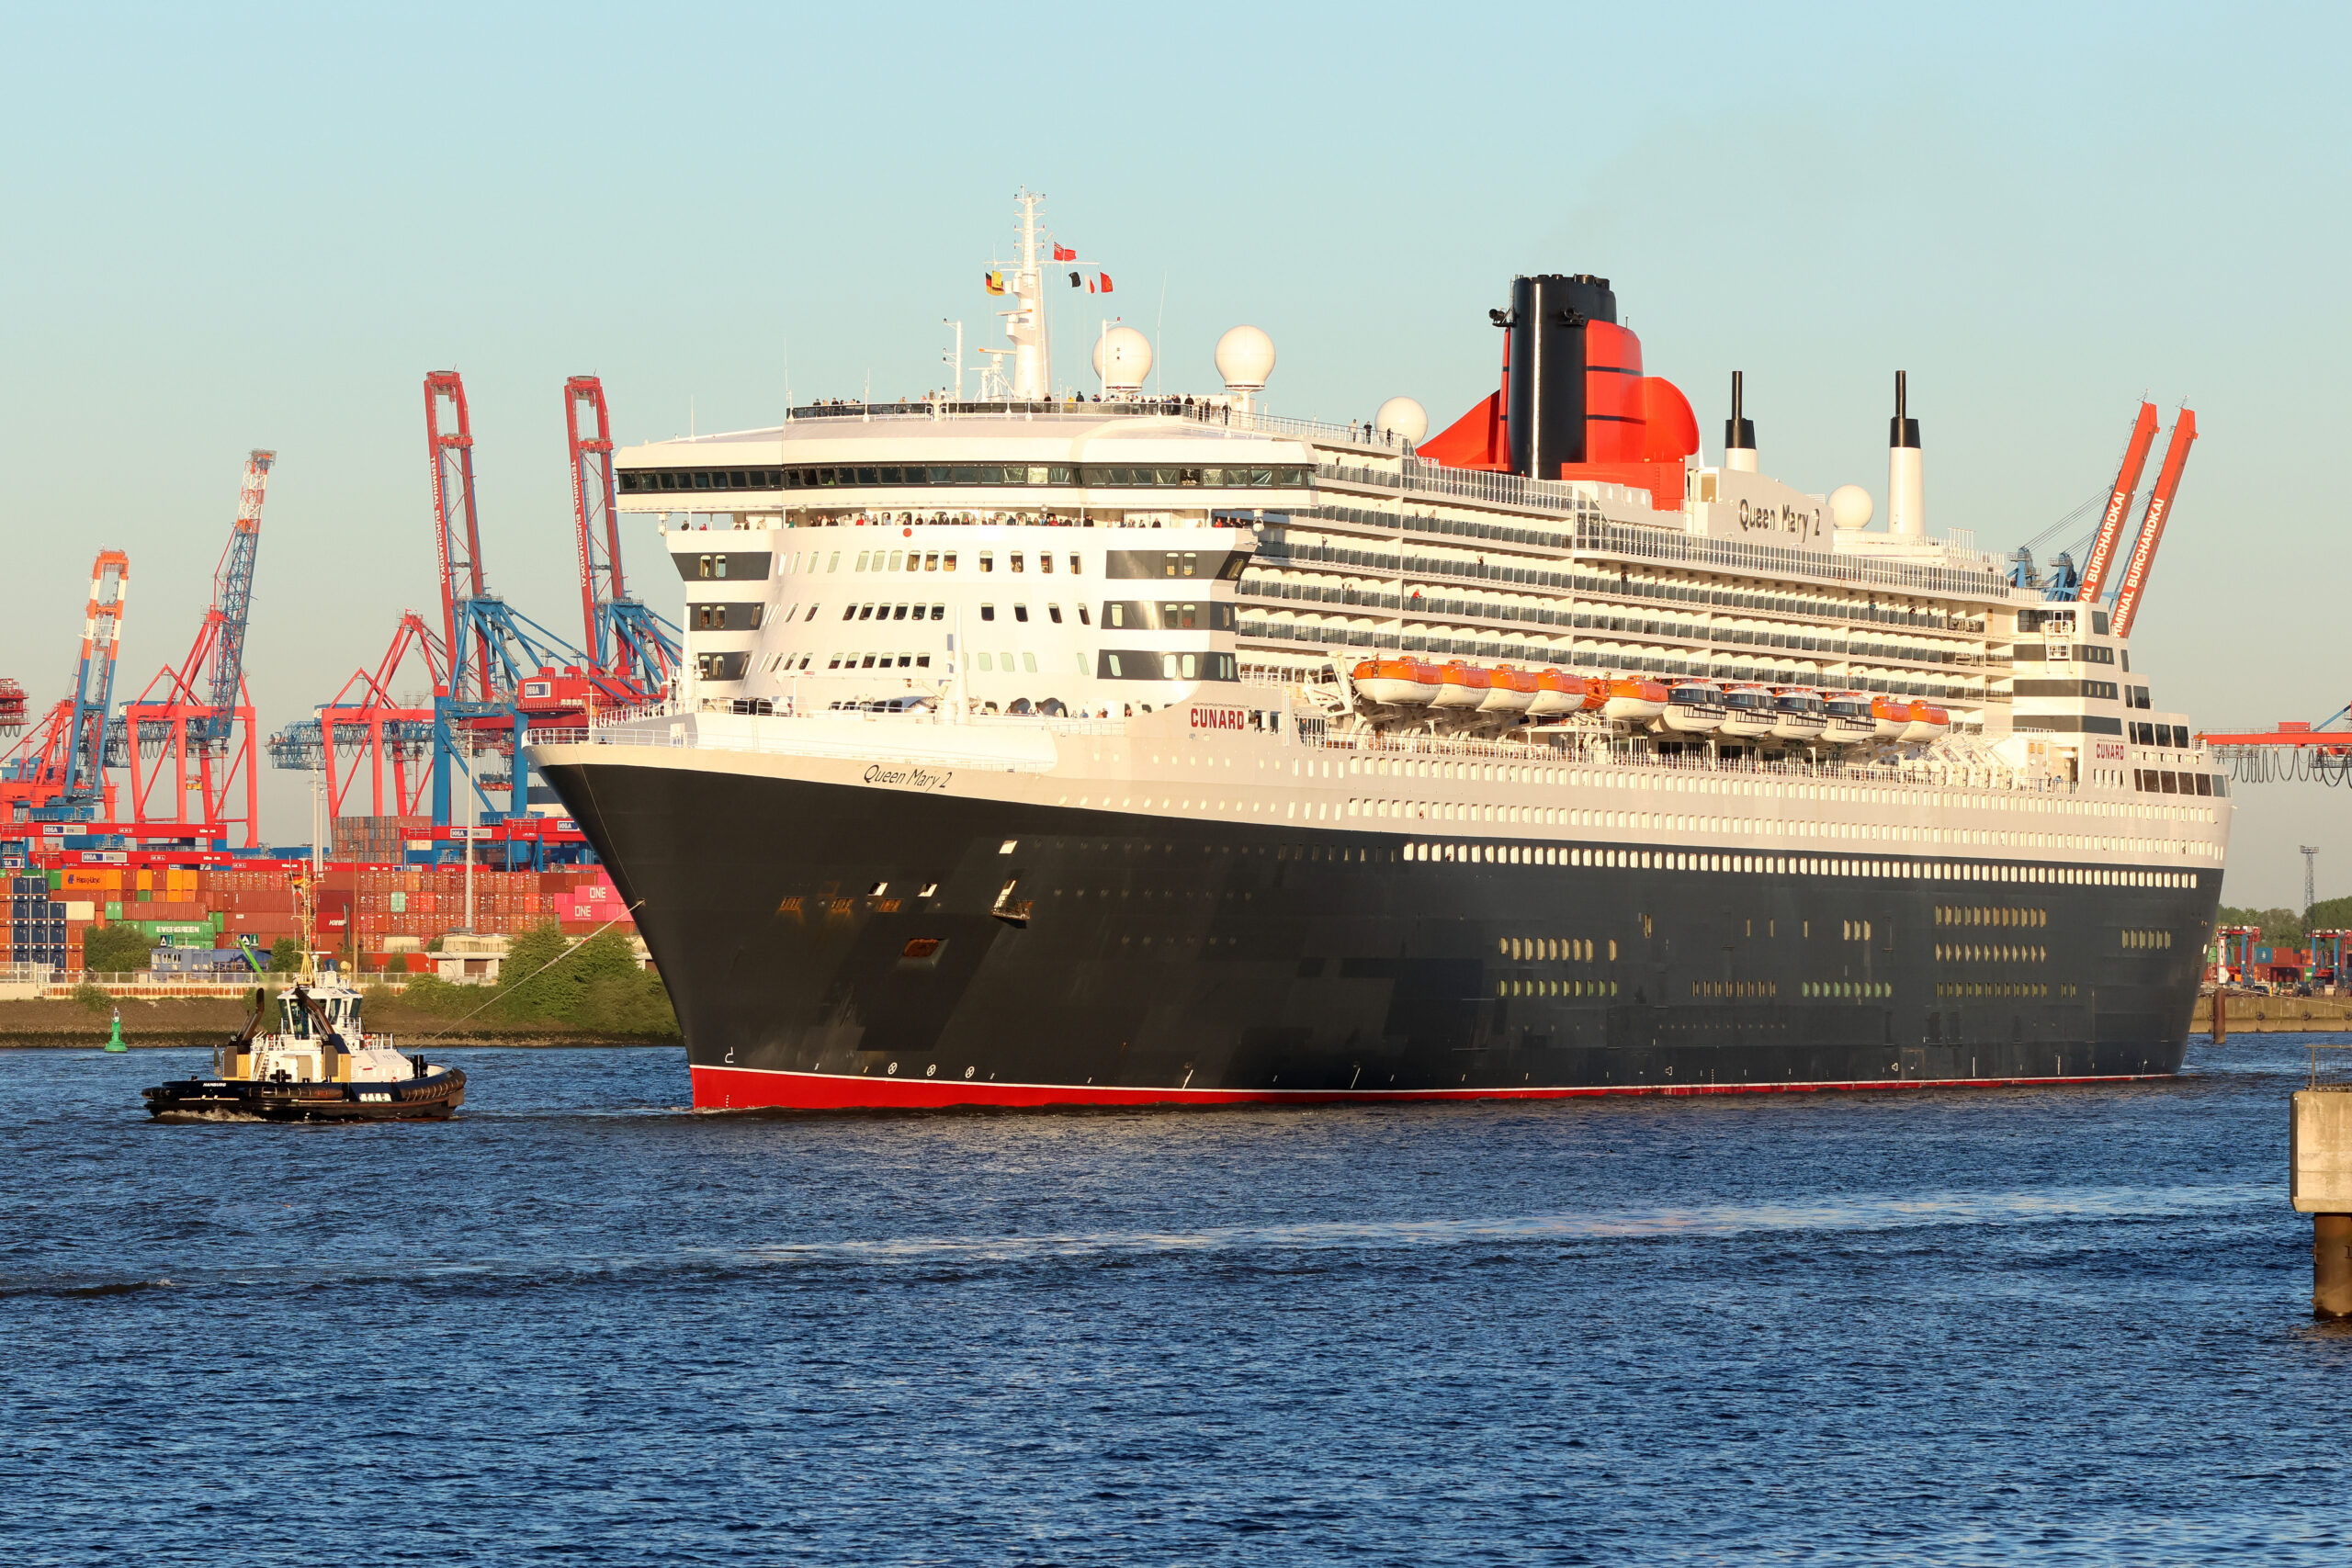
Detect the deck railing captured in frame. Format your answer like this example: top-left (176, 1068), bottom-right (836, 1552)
top-left (529, 704), bottom-right (2158, 805)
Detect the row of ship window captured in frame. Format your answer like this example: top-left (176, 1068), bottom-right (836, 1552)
top-left (678, 547), bottom-right (1237, 581)
top-left (1397, 843), bottom-right (2200, 888)
top-left (1937, 944), bottom-right (2048, 964)
top-left (622, 463), bottom-right (1313, 493)
top-left (1498, 936), bottom-right (1610, 961)
top-left (713, 599), bottom-right (1234, 633)
top-left (1269, 519), bottom-right (1988, 633)
top-left (1937, 982), bottom-right (2067, 998)
top-left (1238, 622), bottom-right (1978, 704)
top-left (2137, 769), bottom-right (2216, 796)
top-left (695, 649), bottom-right (1241, 683)
top-left (1316, 487), bottom-right (2004, 610)
top-left (1937, 905), bottom-right (2047, 927)
top-left (1239, 581), bottom-right (1975, 667)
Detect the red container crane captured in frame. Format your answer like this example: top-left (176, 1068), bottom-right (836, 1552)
top-left (568, 376), bottom-right (677, 703)
top-left (2110, 410), bottom-right (2198, 639)
top-left (2074, 401), bottom-right (2159, 604)
top-left (115, 450), bottom-right (275, 846)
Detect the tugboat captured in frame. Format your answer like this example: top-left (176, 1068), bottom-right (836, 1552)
top-left (143, 874), bottom-right (465, 1122)
top-left (142, 974), bottom-right (465, 1122)
top-left (144, 864), bottom-right (466, 1122)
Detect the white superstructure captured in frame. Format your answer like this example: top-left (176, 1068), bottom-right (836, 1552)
top-left (575, 191), bottom-right (2225, 889)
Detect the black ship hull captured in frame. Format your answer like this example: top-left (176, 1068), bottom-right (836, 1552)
top-left (142, 1067), bottom-right (466, 1122)
top-left (543, 757), bottom-right (2212, 1111)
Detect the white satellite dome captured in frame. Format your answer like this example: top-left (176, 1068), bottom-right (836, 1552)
top-left (1374, 397), bottom-right (1429, 444)
top-left (1092, 326), bottom-right (1153, 394)
top-left (1214, 325), bottom-right (1276, 392)
top-left (1829, 483), bottom-right (1874, 530)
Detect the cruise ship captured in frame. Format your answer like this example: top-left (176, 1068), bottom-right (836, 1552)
top-left (528, 192), bottom-right (2226, 1111)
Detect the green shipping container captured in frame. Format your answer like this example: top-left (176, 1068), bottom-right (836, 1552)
top-left (130, 920), bottom-right (212, 940)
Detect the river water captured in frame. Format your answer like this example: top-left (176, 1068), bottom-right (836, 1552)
top-left (3, 1036), bottom-right (2346, 1565)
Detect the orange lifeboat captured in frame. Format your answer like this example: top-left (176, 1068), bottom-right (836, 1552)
top-left (1429, 661), bottom-right (1492, 710)
top-left (1870, 695), bottom-right (1913, 740)
top-left (1479, 664), bottom-right (1540, 715)
top-left (1578, 675), bottom-right (1611, 712)
top-left (1525, 668), bottom-right (1584, 718)
top-left (1900, 701), bottom-right (1951, 744)
top-left (1600, 676), bottom-right (1668, 722)
top-left (1352, 657), bottom-right (1440, 706)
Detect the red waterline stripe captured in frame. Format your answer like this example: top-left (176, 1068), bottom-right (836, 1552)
top-left (685, 1063), bottom-right (2169, 1112)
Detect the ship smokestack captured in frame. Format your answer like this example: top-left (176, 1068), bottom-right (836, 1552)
top-left (1887, 370), bottom-right (1925, 538)
top-left (1505, 273), bottom-right (1616, 479)
top-left (1724, 371), bottom-right (1757, 472)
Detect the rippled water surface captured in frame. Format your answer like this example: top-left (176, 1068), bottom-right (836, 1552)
top-left (6, 1036), bottom-right (2348, 1565)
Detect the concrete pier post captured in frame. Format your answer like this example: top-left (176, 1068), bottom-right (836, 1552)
top-left (2290, 1088), bottom-right (2352, 1318)
top-left (2211, 988), bottom-right (2227, 1043)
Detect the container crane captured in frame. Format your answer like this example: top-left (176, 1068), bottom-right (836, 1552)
top-left (0, 680), bottom-right (24, 737)
top-left (424, 370), bottom-right (593, 830)
top-left (111, 450), bottom-right (274, 847)
top-left (2109, 410), bottom-right (2198, 639)
top-left (266, 611), bottom-right (447, 819)
top-left (567, 376), bottom-right (678, 702)
top-left (0, 551), bottom-right (130, 824)
top-left (2073, 402), bottom-right (2160, 605)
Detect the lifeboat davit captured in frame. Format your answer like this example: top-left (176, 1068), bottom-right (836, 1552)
top-left (1820, 691), bottom-right (1879, 746)
top-left (1430, 661), bottom-right (1491, 709)
top-left (1524, 668), bottom-right (1584, 718)
top-left (1770, 688), bottom-right (1828, 743)
top-left (1578, 676), bottom-right (1611, 712)
top-left (1717, 683), bottom-right (1778, 739)
top-left (1660, 681), bottom-right (1726, 734)
top-left (1479, 664), bottom-right (1539, 715)
top-left (1351, 657), bottom-right (1440, 706)
top-left (1901, 701), bottom-right (1952, 744)
top-left (1871, 695), bottom-right (1913, 740)
top-left (1600, 676), bottom-right (1668, 722)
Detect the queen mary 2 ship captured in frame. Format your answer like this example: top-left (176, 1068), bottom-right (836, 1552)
top-left (527, 192), bottom-right (2227, 1111)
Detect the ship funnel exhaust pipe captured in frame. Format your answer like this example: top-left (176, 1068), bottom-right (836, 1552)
top-left (1888, 370), bottom-right (1924, 538)
top-left (1724, 371), bottom-right (1758, 472)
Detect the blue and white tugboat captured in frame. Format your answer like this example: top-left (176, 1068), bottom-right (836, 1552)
top-left (142, 970), bottom-right (464, 1122)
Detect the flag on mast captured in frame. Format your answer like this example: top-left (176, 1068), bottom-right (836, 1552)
top-left (983, 271), bottom-right (1006, 296)
top-left (1091, 273), bottom-right (1114, 294)
top-left (1053, 243), bottom-right (1077, 262)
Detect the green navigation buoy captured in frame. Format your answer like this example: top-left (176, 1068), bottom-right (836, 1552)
top-left (104, 1008), bottom-right (126, 1054)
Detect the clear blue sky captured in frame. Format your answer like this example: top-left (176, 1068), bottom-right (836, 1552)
top-left (1, 1), bottom-right (2342, 905)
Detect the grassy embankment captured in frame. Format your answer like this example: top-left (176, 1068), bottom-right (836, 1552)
top-left (0, 924), bottom-right (679, 1049)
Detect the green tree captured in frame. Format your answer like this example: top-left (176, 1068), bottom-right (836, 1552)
top-left (395, 973), bottom-right (469, 1016)
top-left (2218, 906), bottom-right (2305, 944)
top-left (491, 920), bottom-right (676, 1034)
top-left (82, 924), bottom-right (157, 976)
top-left (267, 937), bottom-right (303, 973)
top-left (69, 981), bottom-right (113, 1012)
top-left (2304, 895), bottom-right (2352, 935)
